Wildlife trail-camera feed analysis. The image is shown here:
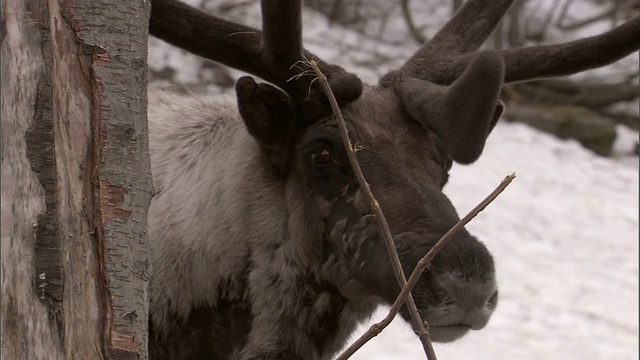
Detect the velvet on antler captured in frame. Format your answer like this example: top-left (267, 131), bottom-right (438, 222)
top-left (386, 52), bottom-right (505, 164)
top-left (381, 0), bottom-right (639, 163)
top-left (150, 0), bottom-right (640, 164)
top-left (150, 0), bottom-right (363, 122)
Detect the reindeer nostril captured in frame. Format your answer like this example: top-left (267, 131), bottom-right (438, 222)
top-left (457, 289), bottom-right (497, 330)
top-left (461, 308), bottom-right (491, 330)
top-left (487, 289), bottom-right (499, 310)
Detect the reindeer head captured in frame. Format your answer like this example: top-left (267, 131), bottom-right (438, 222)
top-left (150, 0), bottom-right (640, 345)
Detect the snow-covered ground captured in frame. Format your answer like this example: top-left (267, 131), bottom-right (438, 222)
top-left (149, 1), bottom-right (639, 359)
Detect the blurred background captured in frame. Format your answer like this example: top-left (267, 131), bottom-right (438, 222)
top-left (148, 1), bottom-right (639, 359)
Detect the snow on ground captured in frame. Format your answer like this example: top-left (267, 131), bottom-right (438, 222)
top-left (149, 1), bottom-right (639, 359)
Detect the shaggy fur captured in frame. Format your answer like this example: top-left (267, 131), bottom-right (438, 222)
top-left (146, 1), bottom-right (640, 357)
top-left (147, 83), bottom-right (498, 359)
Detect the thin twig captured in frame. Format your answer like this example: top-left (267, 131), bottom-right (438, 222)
top-left (309, 59), bottom-right (435, 359)
top-left (336, 172), bottom-right (516, 360)
top-left (401, 0), bottom-right (428, 44)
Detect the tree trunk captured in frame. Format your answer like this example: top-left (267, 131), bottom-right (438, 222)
top-left (1, 0), bottom-right (152, 359)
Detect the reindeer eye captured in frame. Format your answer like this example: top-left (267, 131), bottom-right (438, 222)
top-left (309, 147), bottom-right (332, 166)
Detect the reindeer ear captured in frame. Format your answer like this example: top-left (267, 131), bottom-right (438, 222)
top-left (394, 51), bottom-right (505, 164)
top-left (486, 99), bottom-right (505, 135)
top-left (236, 76), bottom-right (299, 174)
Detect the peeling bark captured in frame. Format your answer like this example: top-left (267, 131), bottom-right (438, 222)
top-left (1, 0), bottom-right (152, 359)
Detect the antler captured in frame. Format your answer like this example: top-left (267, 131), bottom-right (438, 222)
top-left (149, 0), bottom-right (363, 121)
top-left (397, 0), bottom-right (515, 83)
top-left (388, 0), bottom-right (640, 85)
top-left (382, 0), bottom-right (639, 164)
top-left (501, 17), bottom-right (640, 83)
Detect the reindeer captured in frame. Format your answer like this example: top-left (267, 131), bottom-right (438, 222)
top-left (146, 0), bottom-right (640, 359)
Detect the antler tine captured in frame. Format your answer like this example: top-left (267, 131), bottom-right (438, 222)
top-left (385, 14), bottom-right (640, 87)
top-left (150, 0), bottom-right (363, 120)
top-left (150, 0), bottom-right (265, 82)
top-left (502, 15), bottom-right (640, 83)
top-left (396, 0), bottom-right (515, 81)
top-left (260, 0), bottom-right (303, 67)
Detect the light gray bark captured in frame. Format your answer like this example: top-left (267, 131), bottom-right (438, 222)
top-left (1, 0), bottom-right (152, 359)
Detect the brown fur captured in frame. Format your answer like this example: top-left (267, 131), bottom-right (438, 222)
top-left (147, 84), bottom-right (498, 359)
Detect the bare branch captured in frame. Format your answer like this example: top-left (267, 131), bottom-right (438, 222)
top-left (556, 0), bottom-right (637, 31)
top-left (309, 60), bottom-right (436, 360)
top-left (401, 0), bottom-right (428, 44)
top-left (525, 0), bottom-right (562, 42)
top-left (337, 173), bottom-right (517, 360)
top-left (507, 0), bottom-right (524, 48)
top-left (555, 0), bottom-right (577, 28)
